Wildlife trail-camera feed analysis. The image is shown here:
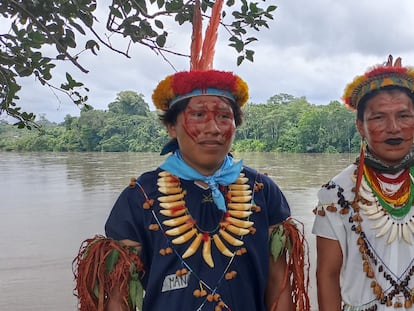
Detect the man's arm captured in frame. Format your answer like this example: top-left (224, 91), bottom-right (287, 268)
top-left (265, 224), bottom-right (293, 311)
top-left (106, 239), bottom-right (142, 311)
top-left (265, 249), bottom-right (293, 311)
top-left (316, 236), bottom-right (342, 311)
top-left (106, 288), bottom-right (130, 311)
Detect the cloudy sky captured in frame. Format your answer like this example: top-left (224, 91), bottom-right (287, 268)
top-left (8, 0), bottom-right (414, 122)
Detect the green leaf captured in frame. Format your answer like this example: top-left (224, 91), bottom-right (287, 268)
top-left (69, 21), bottom-right (86, 35)
top-left (236, 55), bottom-right (244, 66)
top-left (156, 0), bottom-right (165, 8)
top-left (56, 54), bottom-right (66, 60)
top-left (85, 40), bottom-right (100, 55)
top-left (128, 271), bottom-right (143, 310)
top-left (156, 33), bottom-right (166, 47)
top-left (241, 0), bottom-right (248, 14)
top-left (109, 6), bottom-right (123, 19)
top-left (65, 29), bottom-right (77, 48)
top-left (267, 5), bottom-right (278, 13)
top-left (43, 71), bottom-right (52, 80)
top-left (123, 1), bottom-right (132, 14)
top-left (245, 49), bottom-right (254, 62)
top-left (15, 65), bottom-right (32, 77)
top-left (105, 249), bottom-right (119, 273)
top-left (66, 73), bottom-right (75, 84)
top-left (134, 0), bottom-right (148, 14)
top-left (269, 224), bottom-right (286, 261)
top-left (79, 11), bottom-right (93, 27)
top-left (154, 19), bottom-right (164, 29)
top-left (28, 31), bottom-right (45, 46)
top-left (93, 281), bottom-right (99, 298)
top-left (249, 2), bottom-right (260, 14)
top-left (245, 37), bottom-right (258, 44)
top-left (166, 1), bottom-right (185, 11)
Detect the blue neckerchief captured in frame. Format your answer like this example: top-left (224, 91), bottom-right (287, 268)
top-left (159, 151), bottom-right (243, 211)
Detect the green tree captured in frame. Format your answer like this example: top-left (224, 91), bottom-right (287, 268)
top-left (0, 91), bottom-right (362, 153)
top-left (267, 93), bottom-right (296, 105)
top-left (77, 108), bottom-right (106, 151)
top-left (296, 107), bottom-right (325, 152)
top-left (127, 112), bottom-right (169, 152)
top-left (277, 127), bottom-right (301, 152)
top-left (321, 101), bottom-right (357, 153)
top-left (1, 0), bottom-right (278, 128)
top-left (108, 91), bottom-right (149, 116)
top-left (262, 95), bottom-right (306, 150)
top-left (100, 134), bottom-right (124, 152)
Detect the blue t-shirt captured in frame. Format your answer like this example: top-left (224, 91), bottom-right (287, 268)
top-left (105, 166), bottom-right (290, 311)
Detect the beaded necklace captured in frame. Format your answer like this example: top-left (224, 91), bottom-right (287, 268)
top-left (348, 166), bottom-right (414, 308)
top-left (363, 166), bottom-right (414, 217)
top-left (315, 163), bottom-right (414, 309)
top-left (356, 165), bottom-right (414, 246)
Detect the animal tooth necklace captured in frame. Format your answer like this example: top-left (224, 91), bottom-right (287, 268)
top-left (138, 170), bottom-right (262, 310)
top-left (348, 166), bottom-right (414, 308)
top-left (156, 170), bottom-right (255, 268)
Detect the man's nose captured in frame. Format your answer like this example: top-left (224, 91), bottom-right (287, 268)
top-left (387, 116), bottom-right (401, 131)
top-left (203, 117), bottom-right (221, 134)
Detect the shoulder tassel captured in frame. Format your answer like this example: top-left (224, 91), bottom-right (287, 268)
top-left (269, 218), bottom-right (311, 311)
top-left (72, 235), bottom-right (145, 311)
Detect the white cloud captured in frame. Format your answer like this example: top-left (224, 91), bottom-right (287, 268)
top-left (11, 0), bottom-right (414, 122)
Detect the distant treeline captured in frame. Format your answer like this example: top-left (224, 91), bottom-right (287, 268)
top-left (0, 91), bottom-right (361, 153)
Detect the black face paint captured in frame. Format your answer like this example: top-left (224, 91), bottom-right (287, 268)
top-left (384, 138), bottom-right (404, 145)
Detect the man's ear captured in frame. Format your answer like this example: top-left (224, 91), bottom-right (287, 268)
top-left (356, 119), bottom-right (365, 138)
top-left (167, 124), bottom-right (177, 138)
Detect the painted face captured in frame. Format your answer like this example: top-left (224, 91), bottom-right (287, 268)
top-left (357, 91), bottom-right (414, 166)
top-left (167, 96), bottom-right (236, 175)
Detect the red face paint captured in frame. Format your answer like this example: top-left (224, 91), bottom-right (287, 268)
top-left (359, 91), bottom-right (414, 165)
top-left (171, 96), bottom-right (237, 175)
top-left (182, 97), bottom-right (236, 142)
top-left (363, 102), bottom-right (414, 144)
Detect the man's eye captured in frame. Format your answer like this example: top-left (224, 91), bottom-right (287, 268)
top-left (218, 113), bottom-right (232, 119)
top-left (192, 112), bottom-right (205, 117)
top-left (369, 115), bottom-right (384, 121)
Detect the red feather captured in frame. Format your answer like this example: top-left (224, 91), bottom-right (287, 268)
top-left (190, 0), bottom-right (203, 70)
top-left (199, 0), bottom-right (224, 70)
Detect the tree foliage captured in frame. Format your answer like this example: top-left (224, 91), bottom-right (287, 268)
top-left (108, 91), bottom-right (150, 116)
top-left (0, 0), bottom-right (277, 128)
top-left (0, 91), bottom-right (361, 153)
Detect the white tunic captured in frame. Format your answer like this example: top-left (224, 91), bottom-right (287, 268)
top-left (312, 164), bottom-right (414, 310)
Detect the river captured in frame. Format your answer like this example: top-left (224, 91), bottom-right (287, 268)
top-left (0, 152), bottom-right (356, 311)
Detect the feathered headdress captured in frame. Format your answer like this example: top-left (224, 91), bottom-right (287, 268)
top-left (343, 55), bottom-right (414, 110)
top-left (152, 0), bottom-right (249, 111)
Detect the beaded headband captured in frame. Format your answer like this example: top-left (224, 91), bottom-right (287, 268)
top-left (151, 0), bottom-right (249, 111)
top-left (342, 55), bottom-right (414, 110)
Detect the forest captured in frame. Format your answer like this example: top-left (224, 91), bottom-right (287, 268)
top-left (0, 91), bottom-right (361, 153)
